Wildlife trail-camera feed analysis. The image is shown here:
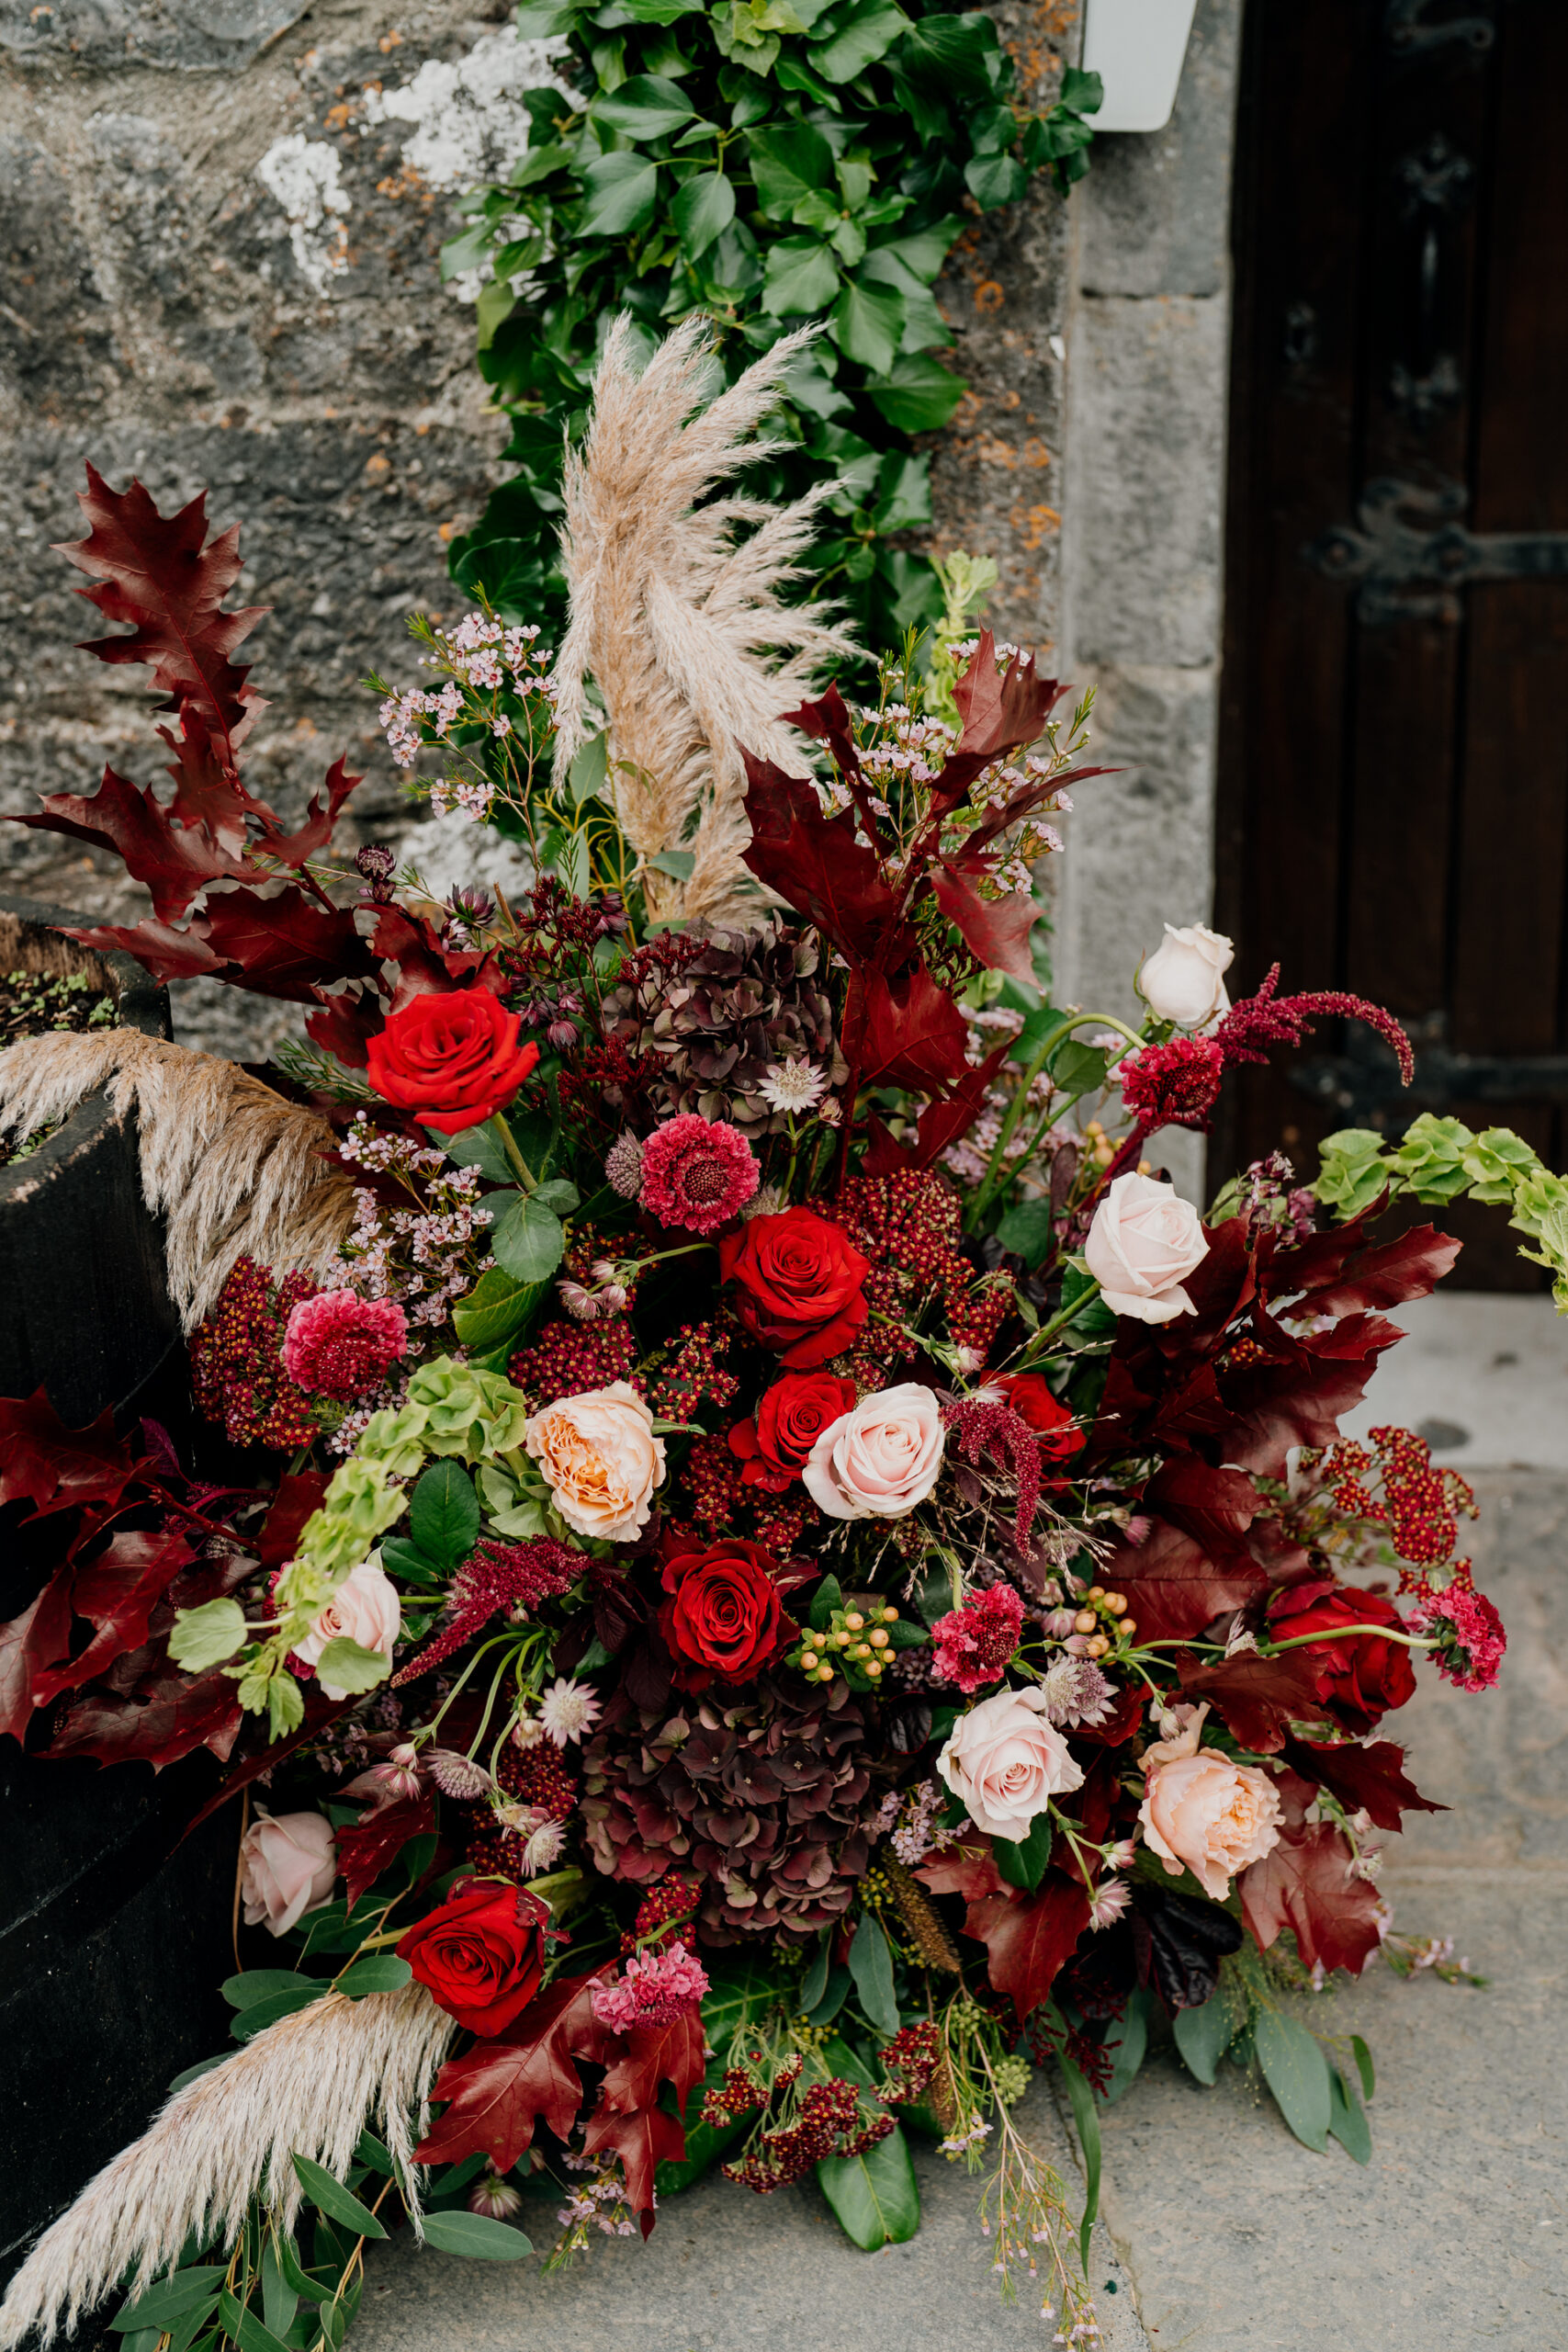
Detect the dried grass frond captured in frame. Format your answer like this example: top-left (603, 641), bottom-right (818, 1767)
top-left (552, 314), bottom-right (862, 926)
top-left (884, 1852), bottom-right (964, 1973)
top-left (0, 1031), bottom-right (356, 1329)
top-left (0, 1984), bottom-right (455, 2352)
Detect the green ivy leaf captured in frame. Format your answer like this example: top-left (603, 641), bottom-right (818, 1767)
top-left (748, 121), bottom-right (836, 216)
top-left (964, 149), bottom-right (1027, 209)
top-left (592, 73), bottom-right (696, 138)
top-left (513, 0), bottom-right (581, 31)
top-left (577, 150), bottom-right (661, 237)
top-left (1061, 64), bottom-right (1104, 114)
top-left (810, 0), bottom-right (910, 80)
top-left (863, 350), bottom-right (964, 433)
top-left (829, 277), bottom-right (904, 371)
top-left (761, 234), bottom-right (840, 316)
top-left (672, 168), bottom-right (736, 257)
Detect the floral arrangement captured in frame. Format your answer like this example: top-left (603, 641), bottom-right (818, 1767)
top-left (0, 453), bottom-right (1549, 2352)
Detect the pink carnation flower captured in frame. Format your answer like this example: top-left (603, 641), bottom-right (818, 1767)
top-left (1411, 1585), bottom-right (1506, 1692)
top-left (589, 1939), bottom-right (710, 2033)
top-left (931, 1583), bottom-right (1025, 1695)
top-left (283, 1290), bottom-right (409, 1400)
top-left (639, 1113), bottom-right (760, 1236)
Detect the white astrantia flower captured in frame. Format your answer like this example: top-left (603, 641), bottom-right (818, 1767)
top-left (756, 1057), bottom-right (828, 1114)
top-left (538, 1676), bottom-right (601, 1747)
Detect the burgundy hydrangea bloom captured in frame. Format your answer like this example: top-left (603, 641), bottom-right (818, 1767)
top-left (283, 1290), bottom-right (408, 1399)
top-left (639, 1112), bottom-right (760, 1235)
top-left (931, 1583), bottom-right (1025, 1694)
top-left (1120, 1036), bottom-right (1224, 1133)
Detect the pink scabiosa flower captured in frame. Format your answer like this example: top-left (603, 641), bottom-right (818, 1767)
top-left (283, 1290), bottom-right (408, 1400)
top-left (589, 1939), bottom-right (710, 2033)
top-left (931, 1584), bottom-right (1025, 1695)
top-left (639, 1113), bottom-right (760, 1236)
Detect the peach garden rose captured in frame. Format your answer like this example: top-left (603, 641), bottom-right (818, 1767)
top-left (525, 1380), bottom-right (666, 1544)
top-left (1138, 1702), bottom-right (1282, 1898)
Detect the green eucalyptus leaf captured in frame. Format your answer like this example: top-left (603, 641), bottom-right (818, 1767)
top-left (110, 2271), bottom-right (228, 2333)
top-left (1327, 2065), bottom-right (1372, 2165)
top-left (568, 729), bottom-right (609, 805)
top-left (291, 2154), bottom-right (389, 2241)
top-left (1057, 2051), bottom-right (1100, 2270)
top-left (336, 1955), bottom-right (413, 1998)
top-left (420, 2211), bottom-right (533, 2259)
top-left (1350, 2034), bottom-right (1376, 2102)
top-left (1255, 2009), bottom-right (1332, 2153)
top-left (848, 1912), bottom-right (900, 2036)
top-left (1172, 1990), bottom-right (1234, 2086)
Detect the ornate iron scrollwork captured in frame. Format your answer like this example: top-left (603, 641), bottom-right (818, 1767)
top-left (1385, 0), bottom-right (1495, 58)
top-left (1292, 1011), bottom-right (1568, 1133)
top-left (1304, 478), bottom-right (1568, 624)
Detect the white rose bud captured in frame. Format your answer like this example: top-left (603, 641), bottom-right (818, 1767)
top-left (1138, 922), bottom-right (1234, 1028)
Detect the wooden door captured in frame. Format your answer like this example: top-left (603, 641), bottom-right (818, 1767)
top-left (1215, 0), bottom-right (1568, 1286)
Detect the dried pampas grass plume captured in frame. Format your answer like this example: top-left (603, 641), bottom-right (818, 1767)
top-left (551, 313), bottom-right (862, 926)
top-left (0, 1030), bottom-right (356, 1329)
top-left (0, 1984), bottom-right (455, 2352)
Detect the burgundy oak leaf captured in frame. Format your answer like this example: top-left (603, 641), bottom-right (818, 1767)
top-left (963, 1870), bottom-right (1091, 2018)
top-left (416, 1974), bottom-right (616, 2170)
top-left (931, 862), bottom-right (1039, 986)
top-left (1240, 1821), bottom-right (1384, 1975)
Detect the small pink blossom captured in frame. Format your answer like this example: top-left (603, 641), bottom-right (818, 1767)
top-left (589, 1939), bottom-right (710, 2033)
top-left (639, 1114), bottom-right (760, 1236)
top-left (1410, 1585), bottom-right (1506, 1691)
top-left (931, 1584), bottom-right (1025, 1694)
top-left (283, 1290), bottom-right (409, 1400)
top-left (1089, 1878), bottom-right (1132, 1931)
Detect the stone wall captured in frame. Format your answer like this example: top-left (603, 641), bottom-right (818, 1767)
top-left (1055, 0), bottom-right (1242, 1197)
top-left (0, 0), bottom-right (1241, 1099)
top-left (0, 0), bottom-right (541, 1054)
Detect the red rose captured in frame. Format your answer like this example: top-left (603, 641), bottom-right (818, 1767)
top-left (367, 989), bottom-right (539, 1135)
top-left (1268, 1579), bottom-right (1416, 1728)
top-left (988, 1372), bottom-right (1086, 1464)
top-left (658, 1538), bottom-right (796, 1686)
top-left (717, 1207), bottom-right (870, 1369)
top-left (728, 1372), bottom-right (858, 1492)
top-left (396, 1879), bottom-right (547, 2034)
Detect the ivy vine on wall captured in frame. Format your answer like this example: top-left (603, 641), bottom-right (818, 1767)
top-left (445, 0), bottom-right (1100, 645)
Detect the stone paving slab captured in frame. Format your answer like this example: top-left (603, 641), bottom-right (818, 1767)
top-left (355, 1464), bottom-right (1565, 2351)
top-left (1339, 1290), bottom-right (1568, 1474)
top-left (355, 2083), bottom-right (1149, 2352)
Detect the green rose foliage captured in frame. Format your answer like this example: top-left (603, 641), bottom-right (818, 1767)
top-left (446, 2), bottom-right (1100, 643)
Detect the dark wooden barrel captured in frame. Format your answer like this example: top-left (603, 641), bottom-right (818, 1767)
top-left (0, 899), bottom-right (234, 2288)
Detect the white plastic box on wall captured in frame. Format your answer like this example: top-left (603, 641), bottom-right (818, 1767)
top-left (1081, 0), bottom-right (1200, 132)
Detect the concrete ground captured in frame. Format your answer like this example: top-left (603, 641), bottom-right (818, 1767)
top-left (354, 1296), bottom-right (1567, 2352)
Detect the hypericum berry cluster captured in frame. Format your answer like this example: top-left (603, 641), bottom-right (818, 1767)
top-left (1303, 1424), bottom-right (1478, 1568)
top-left (707, 2052), bottom-right (894, 2193)
top-left (465, 1735), bottom-right (579, 1883)
top-left (648, 1319), bottom-right (739, 1424)
top-left (617, 1872), bottom-right (704, 1959)
top-left (787, 1598), bottom-right (907, 1691)
top-left (828, 1169), bottom-right (1012, 1376)
top-left (188, 1256), bottom-right (318, 1450)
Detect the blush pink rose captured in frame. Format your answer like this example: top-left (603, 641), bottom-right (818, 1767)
top-left (1138, 1702), bottom-right (1282, 1898)
top-left (937, 1683), bottom-right (1085, 1842)
top-left (802, 1382), bottom-right (946, 1521)
top-left (239, 1809), bottom-right (337, 1936)
top-left (294, 1555), bottom-right (402, 1699)
top-left (525, 1381), bottom-right (666, 1543)
top-left (1085, 1170), bottom-right (1209, 1323)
